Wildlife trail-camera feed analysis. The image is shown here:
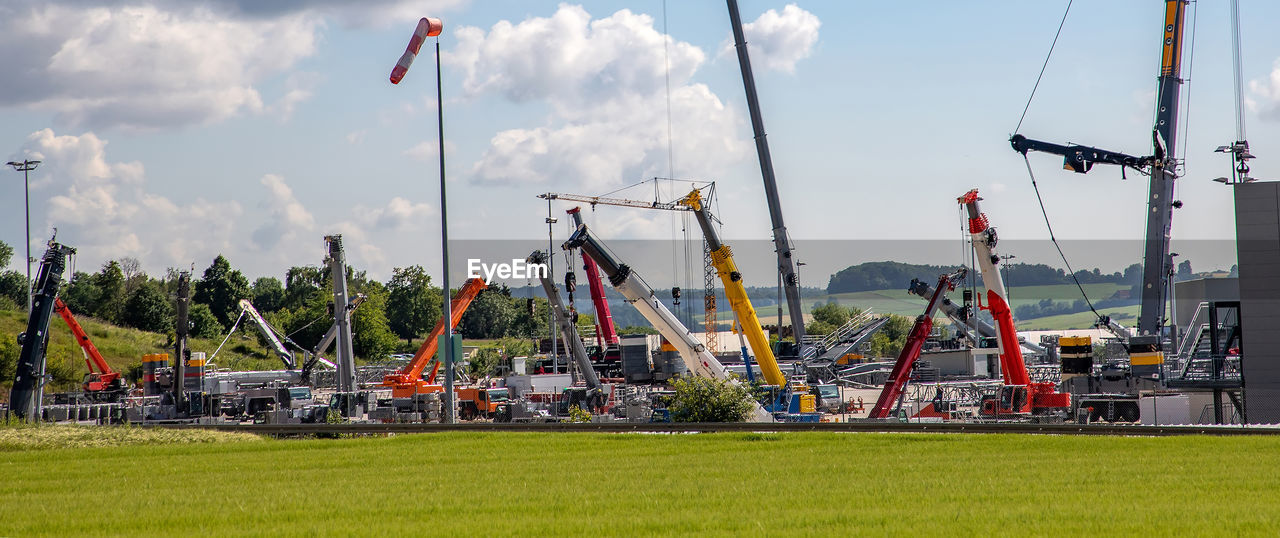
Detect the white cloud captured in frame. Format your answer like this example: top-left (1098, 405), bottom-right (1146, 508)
top-left (403, 140), bottom-right (459, 161)
top-left (20, 128), bottom-right (242, 271)
top-left (362, 197), bottom-right (436, 231)
top-left (0, 0), bottom-right (467, 130)
top-left (722, 4), bottom-right (821, 74)
top-left (448, 4), bottom-right (749, 191)
top-left (1249, 58), bottom-right (1280, 120)
top-left (345, 130), bottom-right (368, 145)
top-left (252, 174), bottom-right (316, 251)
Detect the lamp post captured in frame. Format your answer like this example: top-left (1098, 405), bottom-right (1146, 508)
top-left (6, 159), bottom-right (40, 312)
top-left (1000, 253), bottom-right (1016, 303)
top-left (545, 196), bottom-right (558, 373)
top-left (389, 17), bottom-right (454, 422)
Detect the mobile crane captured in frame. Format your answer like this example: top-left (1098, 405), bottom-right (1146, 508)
top-left (529, 250), bottom-right (602, 391)
top-left (566, 207), bottom-right (619, 350)
top-left (959, 189), bottom-right (1071, 416)
top-left (8, 237), bottom-right (76, 421)
top-left (564, 223), bottom-right (771, 421)
top-left (726, 0), bottom-right (807, 347)
top-left (1011, 0), bottom-right (1188, 344)
top-left (676, 188), bottom-right (788, 388)
top-left (53, 298), bottom-right (126, 402)
top-left (528, 250), bottom-right (606, 412)
top-left (381, 277), bottom-right (487, 398)
top-left (869, 268), bottom-right (967, 419)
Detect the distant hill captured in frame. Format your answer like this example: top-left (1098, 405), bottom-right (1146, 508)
top-left (826, 261), bottom-right (1142, 295)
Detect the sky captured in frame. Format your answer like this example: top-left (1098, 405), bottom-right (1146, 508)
top-left (3, 0), bottom-right (1280, 289)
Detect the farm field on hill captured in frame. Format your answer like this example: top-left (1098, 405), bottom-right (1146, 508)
top-left (2, 429), bottom-right (1277, 536)
top-left (0, 307), bottom-right (277, 392)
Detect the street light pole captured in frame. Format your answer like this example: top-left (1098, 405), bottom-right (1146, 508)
top-left (546, 196), bottom-right (558, 373)
top-left (6, 160), bottom-right (40, 312)
top-left (1000, 254), bottom-right (1016, 303)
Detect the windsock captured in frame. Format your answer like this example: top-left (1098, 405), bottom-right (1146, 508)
top-left (390, 17), bottom-right (443, 84)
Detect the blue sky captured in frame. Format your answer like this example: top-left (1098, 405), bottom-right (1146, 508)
top-left (2, 0), bottom-right (1278, 286)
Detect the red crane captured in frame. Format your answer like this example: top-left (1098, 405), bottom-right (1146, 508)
top-left (53, 298), bottom-right (126, 401)
top-left (959, 189), bottom-right (1070, 416)
top-left (381, 277), bottom-right (487, 398)
top-left (566, 206), bottom-right (619, 347)
top-left (869, 268), bottom-right (966, 419)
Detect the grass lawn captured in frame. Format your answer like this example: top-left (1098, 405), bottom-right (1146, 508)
top-left (2, 429), bottom-right (1278, 535)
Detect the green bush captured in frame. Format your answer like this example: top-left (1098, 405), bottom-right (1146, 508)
top-left (668, 375), bottom-right (755, 423)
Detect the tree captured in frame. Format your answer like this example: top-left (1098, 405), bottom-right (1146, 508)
top-left (121, 281), bottom-right (174, 333)
top-left (61, 272), bottom-right (99, 317)
top-left (251, 276), bottom-right (286, 314)
top-left (468, 347), bottom-right (503, 378)
top-left (188, 303), bottom-right (223, 339)
top-left (119, 256), bottom-right (145, 296)
top-left (283, 265), bottom-right (324, 311)
top-left (0, 270), bottom-right (25, 310)
top-left (194, 255), bottom-right (251, 331)
top-left (812, 302), bottom-right (851, 327)
top-left (1176, 260), bottom-right (1193, 282)
top-left (0, 239), bottom-right (12, 268)
top-left (668, 375), bottom-right (755, 422)
top-left (869, 314), bottom-right (913, 358)
top-left (93, 260), bottom-right (127, 323)
top-left (351, 284), bottom-right (399, 360)
top-left (459, 287), bottom-right (518, 339)
top-left (385, 265), bottom-right (440, 343)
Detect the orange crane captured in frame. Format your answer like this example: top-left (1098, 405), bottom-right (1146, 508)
top-left (53, 298), bottom-right (127, 401)
top-left (381, 277), bottom-right (487, 398)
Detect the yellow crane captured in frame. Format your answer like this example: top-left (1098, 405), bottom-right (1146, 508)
top-left (540, 185), bottom-right (789, 387)
top-left (676, 189), bottom-right (787, 387)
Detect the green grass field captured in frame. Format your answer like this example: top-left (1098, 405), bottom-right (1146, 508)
top-left (2, 429), bottom-right (1277, 535)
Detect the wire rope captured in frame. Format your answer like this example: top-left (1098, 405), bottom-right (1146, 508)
top-left (1013, 0), bottom-right (1073, 135)
top-left (1022, 155), bottom-right (1102, 319)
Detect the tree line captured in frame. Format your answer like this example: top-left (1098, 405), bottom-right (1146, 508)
top-left (0, 239), bottom-right (565, 362)
top-left (825, 261), bottom-right (1152, 295)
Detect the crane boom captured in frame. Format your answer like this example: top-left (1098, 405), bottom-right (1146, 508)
top-left (566, 207), bottom-right (619, 347)
top-left (239, 299), bottom-right (296, 369)
top-left (1011, 0), bottom-right (1187, 337)
top-left (869, 268), bottom-right (966, 419)
top-left (678, 189), bottom-right (787, 387)
top-left (960, 189), bottom-right (1070, 414)
top-left (539, 192), bottom-right (686, 212)
top-left (382, 277), bottom-right (486, 397)
top-left (8, 239), bottom-right (75, 421)
top-left (53, 298), bottom-right (123, 394)
top-left (529, 250), bottom-right (602, 391)
top-left (564, 224), bottom-right (770, 421)
top-left (564, 224), bottom-right (728, 380)
top-left (906, 278), bottom-right (1047, 355)
top-left (726, 0), bottom-right (806, 345)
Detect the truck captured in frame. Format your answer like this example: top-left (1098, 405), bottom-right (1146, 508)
top-left (455, 386), bottom-right (511, 420)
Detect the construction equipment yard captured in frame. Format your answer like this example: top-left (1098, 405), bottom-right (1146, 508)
top-left (5, 0), bottom-right (1280, 534)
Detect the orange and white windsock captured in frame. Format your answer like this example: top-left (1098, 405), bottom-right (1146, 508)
top-left (390, 17), bottom-right (443, 84)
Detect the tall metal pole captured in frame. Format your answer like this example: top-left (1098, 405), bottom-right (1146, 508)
top-left (174, 272), bottom-right (190, 412)
top-left (6, 160), bottom-right (39, 312)
top-left (546, 196), bottom-right (558, 373)
top-left (726, 0), bottom-right (805, 344)
top-left (435, 40), bottom-right (457, 424)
